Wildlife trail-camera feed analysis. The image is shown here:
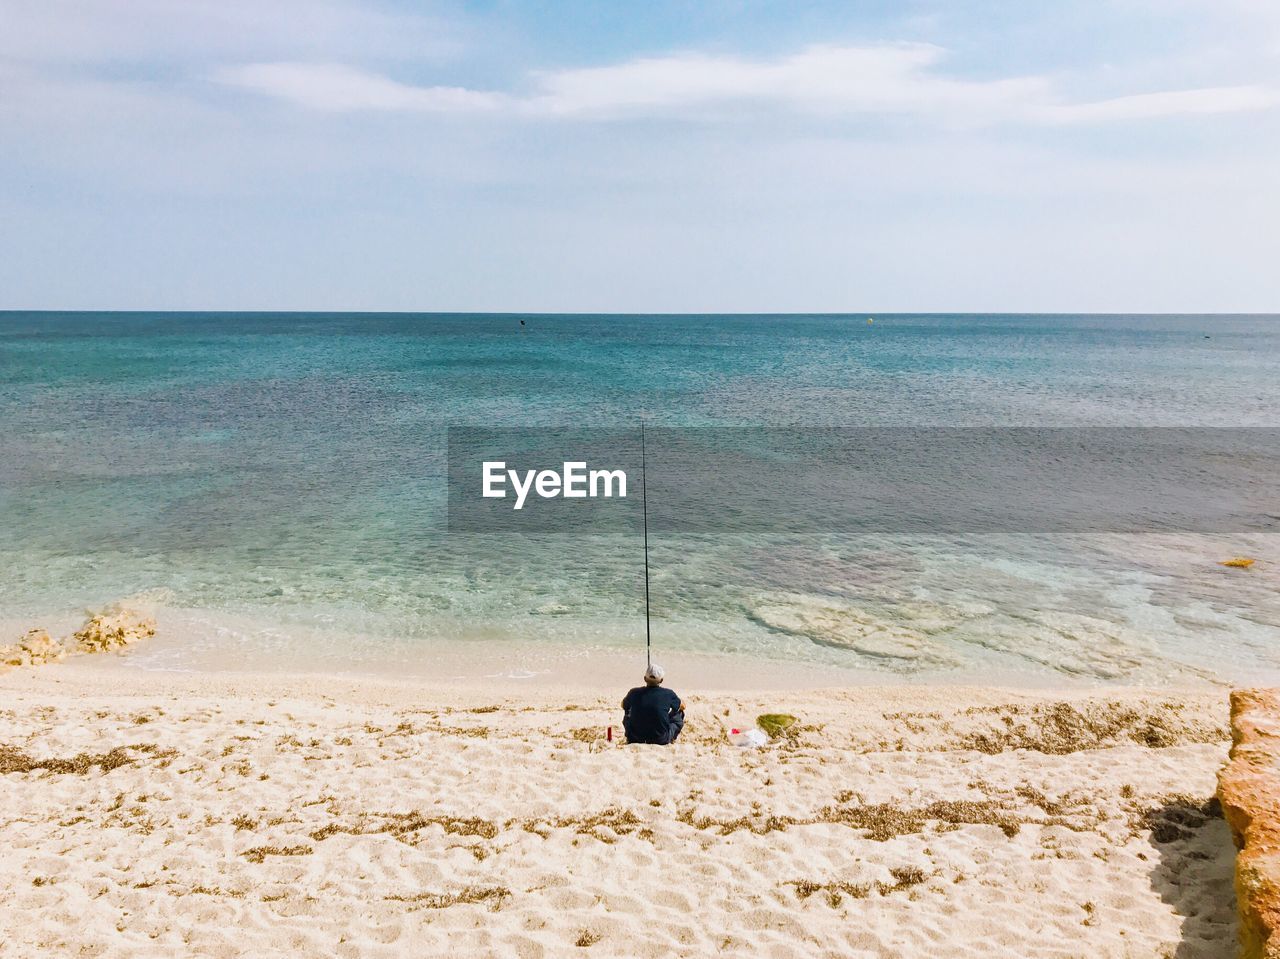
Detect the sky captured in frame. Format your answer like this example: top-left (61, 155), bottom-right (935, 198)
top-left (2, 0), bottom-right (1279, 312)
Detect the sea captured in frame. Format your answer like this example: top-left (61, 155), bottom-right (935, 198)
top-left (2, 312), bottom-right (1277, 684)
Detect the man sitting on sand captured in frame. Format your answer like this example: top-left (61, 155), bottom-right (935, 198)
top-left (622, 663), bottom-right (685, 745)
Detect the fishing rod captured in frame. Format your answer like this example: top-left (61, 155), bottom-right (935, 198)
top-left (641, 423), bottom-right (652, 669)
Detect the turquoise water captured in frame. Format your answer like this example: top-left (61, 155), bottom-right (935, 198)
top-left (2, 312), bottom-right (1278, 682)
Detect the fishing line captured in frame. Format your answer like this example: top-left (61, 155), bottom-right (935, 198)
top-left (641, 423), bottom-right (652, 669)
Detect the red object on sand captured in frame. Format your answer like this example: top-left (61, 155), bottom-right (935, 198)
top-left (607, 726), bottom-right (613, 742)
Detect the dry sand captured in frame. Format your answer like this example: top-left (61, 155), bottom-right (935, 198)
top-left (0, 661), bottom-right (1239, 958)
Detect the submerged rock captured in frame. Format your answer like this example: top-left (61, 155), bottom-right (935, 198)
top-left (1218, 688), bottom-right (1280, 959)
top-left (746, 593), bottom-right (967, 670)
top-left (534, 603), bottom-right (573, 616)
top-left (1222, 557), bottom-right (1258, 569)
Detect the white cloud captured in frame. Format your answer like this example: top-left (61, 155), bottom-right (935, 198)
top-left (215, 44), bottom-right (1280, 127)
top-left (526, 43), bottom-right (1048, 120)
top-left (1047, 85), bottom-right (1280, 122)
top-left (5, 4), bottom-right (1280, 311)
top-left (215, 63), bottom-right (504, 113)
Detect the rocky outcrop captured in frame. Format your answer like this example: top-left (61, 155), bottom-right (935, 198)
top-left (1, 604), bottom-right (157, 672)
top-left (1219, 688), bottom-right (1280, 959)
top-left (0, 629), bottom-right (68, 668)
top-left (72, 607), bottom-right (156, 653)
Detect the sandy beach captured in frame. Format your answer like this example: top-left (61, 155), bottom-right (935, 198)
top-left (0, 659), bottom-right (1238, 958)
top-left (5, 0), bottom-right (1277, 953)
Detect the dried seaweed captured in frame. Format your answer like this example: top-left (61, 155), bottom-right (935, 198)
top-left (0, 744), bottom-right (133, 775)
top-left (787, 866), bottom-right (927, 906)
top-left (680, 799), bottom-right (1021, 840)
top-left (385, 886), bottom-right (509, 911)
top-left (955, 701), bottom-right (1225, 755)
top-left (242, 844), bottom-right (313, 863)
top-left (311, 811), bottom-right (499, 843)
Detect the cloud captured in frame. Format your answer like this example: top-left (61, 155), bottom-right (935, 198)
top-left (526, 43), bottom-right (1047, 120)
top-left (215, 43), bottom-right (1280, 128)
top-left (219, 44), bottom-right (1049, 123)
top-left (1047, 85), bottom-right (1280, 122)
top-left (215, 63), bottom-right (504, 113)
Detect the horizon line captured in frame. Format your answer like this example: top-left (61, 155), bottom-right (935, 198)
top-left (3, 309), bottom-right (1279, 318)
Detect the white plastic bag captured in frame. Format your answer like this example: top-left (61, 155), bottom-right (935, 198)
top-left (729, 727), bottom-right (768, 748)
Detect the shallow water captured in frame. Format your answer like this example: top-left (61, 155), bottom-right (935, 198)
top-left (2, 312), bottom-right (1277, 683)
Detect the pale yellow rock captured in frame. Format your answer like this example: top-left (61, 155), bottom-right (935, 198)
top-left (1219, 688), bottom-right (1280, 959)
top-left (72, 608), bottom-right (156, 653)
top-left (0, 628), bottom-right (67, 668)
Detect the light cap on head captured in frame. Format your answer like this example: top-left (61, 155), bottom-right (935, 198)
top-left (644, 662), bottom-right (665, 684)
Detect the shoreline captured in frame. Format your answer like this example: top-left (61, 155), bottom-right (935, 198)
top-left (4, 599), bottom-right (1260, 692)
top-left (2, 638), bottom-right (1247, 695)
top-left (0, 653), bottom-right (1241, 702)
